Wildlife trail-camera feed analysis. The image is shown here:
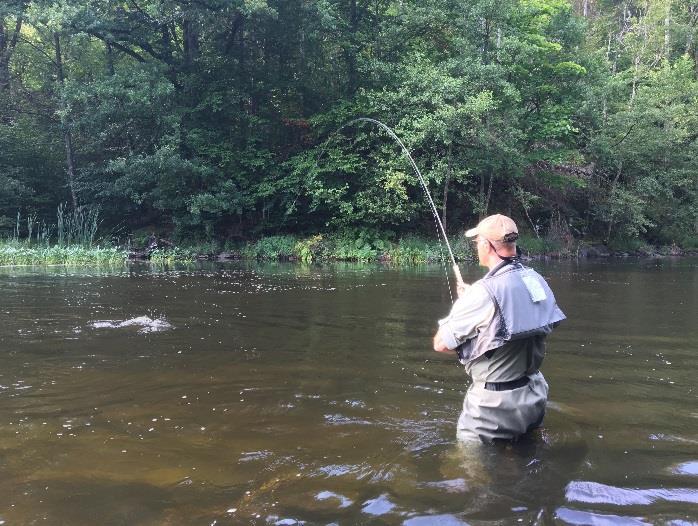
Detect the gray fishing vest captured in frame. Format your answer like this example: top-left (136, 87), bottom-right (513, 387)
top-left (458, 261), bottom-right (566, 366)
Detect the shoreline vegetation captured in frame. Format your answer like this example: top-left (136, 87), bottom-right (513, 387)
top-left (1, 233), bottom-right (695, 267)
top-left (3, 2), bottom-right (698, 267)
top-left (1, 205), bottom-right (694, 267)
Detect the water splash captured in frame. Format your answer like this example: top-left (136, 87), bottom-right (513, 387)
top-left (89, 316), bottom-right (173, 334)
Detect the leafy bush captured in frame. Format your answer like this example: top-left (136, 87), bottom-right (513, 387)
top-left (517, 234), bottom-right (562, 256)
top-left (295, 234), bottom-right (324, 262)
top-left (606, 238), bottom-right (647, 253)
top-left (242, 235), bottom-right (297, 259)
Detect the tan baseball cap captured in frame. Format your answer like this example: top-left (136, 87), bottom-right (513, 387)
top-left (465, 214), bottom-right (519, 242)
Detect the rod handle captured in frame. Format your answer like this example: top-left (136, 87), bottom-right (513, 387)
top-left (452, 263), bottom-right (464, 286)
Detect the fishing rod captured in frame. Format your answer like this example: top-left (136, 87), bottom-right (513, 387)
top-left (319, 118), bottom-right (465, 290)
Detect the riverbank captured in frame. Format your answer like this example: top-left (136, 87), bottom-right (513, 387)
top-left (139, 234), bottom-right (475, 264)
top-left (134, 234), bottom-right (698, 263)
top-left (1, 234), bottom-right (695, 266)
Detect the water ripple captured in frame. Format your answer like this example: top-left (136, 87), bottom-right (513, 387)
top-left (555, 507), bottom-right (650, 525)
top-left (673, 461), bottom-right (698, 476)
top-left (315, 490), bottom-right (352, 508)
top-left (361, 494), bottom-right (396, 516)
top-left (323, 414), bottom-right (371, 426)
top-left (565, 480), bottom-right (698, 506)
top-left (403, 515), bottom-right (470, 526)
top-left (419, 478), bottom-right (468, 493)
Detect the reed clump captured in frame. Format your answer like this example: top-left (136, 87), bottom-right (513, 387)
top-left (0, 242), bottom-right (126, 265)
top-left (0, 206), bottom-right (126, 266)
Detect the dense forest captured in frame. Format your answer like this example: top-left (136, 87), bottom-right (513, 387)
top-left (1, 0), bottom-right (697, 253)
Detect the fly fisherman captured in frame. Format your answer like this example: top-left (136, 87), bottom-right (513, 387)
top-left (433, 214), bottom-right (566, 443)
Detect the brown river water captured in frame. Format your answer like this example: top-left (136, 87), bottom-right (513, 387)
top-left (0, 259), bottom-right (696, 525)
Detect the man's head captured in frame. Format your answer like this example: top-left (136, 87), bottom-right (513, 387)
top-left (465, 214), bottom-right (518, 268)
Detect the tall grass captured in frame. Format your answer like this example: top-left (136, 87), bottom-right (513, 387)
top-left (0, 243), bottom-right (125, 265)
top-left (10, 211), bottom-right (53, 246)
top-left (0, 205), bottom-right (125, 266)
top-left (56, 203), bottom-right (100, 246)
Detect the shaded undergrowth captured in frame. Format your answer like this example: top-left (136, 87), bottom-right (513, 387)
top-left (154, 233), bottom-right (478, 263)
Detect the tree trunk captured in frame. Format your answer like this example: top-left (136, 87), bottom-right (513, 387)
top-left (0, 15), bottom-right (23, 91)
top-left (485, 169), bottom-right (494, 217)
top-left (606, 162), bottom-right (623, 242)
top-left (664, 2), bottom-right (671, 59)
top-left (346, 0), bottom-right (359, 95)
top-left (238, 18), bottom-right (248, 143)
top-left (630, 54), bottom-right (640, 103)
top-left (630, 8), bottom-right (649, 106)
top-left (479, 171), bottom-right (486, 220)
top-left (481, 17), bottom-right (491, 65)
top-left (183, 18), bottom-right (199, 68)
top-left (478, 168), bottom-right (494, 219)
top-left (53, 33), bottom-right (78, 208)
top-left (105, 42), bottom-right (115, 76)
top-left (442, 144), bottom-right (452, 233)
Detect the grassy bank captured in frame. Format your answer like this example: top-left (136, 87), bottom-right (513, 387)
top-left (2, 234), bottom-right (695, 267)
top-left (158, 232), bottom-right (697, 262)
top-left (0, 235), bottom-right (475, 266)
top-left (147, 234), bottom-right (476, 264)
top-left (0, 243), bottom-right (126, 265)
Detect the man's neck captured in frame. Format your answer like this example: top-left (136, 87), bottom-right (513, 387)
top-left (486, 256), bottom-right (506, 271)
top-left (486, 254), bottom-right (517, 272)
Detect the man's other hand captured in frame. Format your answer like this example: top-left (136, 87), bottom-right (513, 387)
top-left (433, 331), bottom-right (454, 354)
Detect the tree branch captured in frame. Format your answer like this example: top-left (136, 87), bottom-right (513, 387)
top-left (17, 34), bottom-right (57, 66)
top-left (611, 121), bottom-right (638, 148)
top-left (107, 39), bottom-right (148, 63)
top-left (82, 29), bottom-right (147, 63)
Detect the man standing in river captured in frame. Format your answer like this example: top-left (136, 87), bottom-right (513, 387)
top-left (433, 214), bottom-right (566, 442)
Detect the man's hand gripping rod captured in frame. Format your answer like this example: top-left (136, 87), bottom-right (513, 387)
top-left (453, 263), bottom-right (469, 299)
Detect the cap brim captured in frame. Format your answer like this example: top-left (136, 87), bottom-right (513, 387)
top-left (465, 227), bottom-right (479, 238)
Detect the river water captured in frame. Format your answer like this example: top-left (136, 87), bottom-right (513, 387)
top-left (0, 259), bottom-right (696, 525)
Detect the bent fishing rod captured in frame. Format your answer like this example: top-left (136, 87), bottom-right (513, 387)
top-left (321, 117), bottom-right (465, 289)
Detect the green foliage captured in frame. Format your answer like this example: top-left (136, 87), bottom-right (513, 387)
top-left (0, 0), bottom-right (695, 251)
top-left (386, 237), bottom-right (444, 264)
top-left (295, 234), bottom-right (323, 263)
top-left (517, 233), bottom-right (562, 256)
top-left (605, 237), bottom-right (651, 254)
top-left (242, 235), bottom-right (297, 260)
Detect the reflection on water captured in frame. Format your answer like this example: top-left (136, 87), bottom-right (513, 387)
top-left (0, 259), bottom-right (696, 524)
top-left (566, 480), bottom-right (698, 505)
top-left (555, 507), bottom-right (651, 526)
